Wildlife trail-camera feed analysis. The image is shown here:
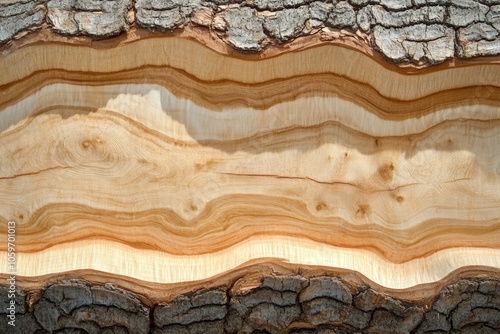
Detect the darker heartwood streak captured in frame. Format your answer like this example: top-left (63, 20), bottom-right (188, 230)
top-left (1, 276), bottom-right (499, 333)
top-left (1, 0), bottom-right (500, 63)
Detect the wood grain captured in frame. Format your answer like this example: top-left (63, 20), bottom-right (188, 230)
top-left (0, 39), bottom-right (499, 295)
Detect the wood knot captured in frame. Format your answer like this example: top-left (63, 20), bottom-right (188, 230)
top-left (355, 204), bottom-right (370, 218)
top-left (378, 162), bottom-right (395, 182)
top-left (81, 138), bottom-right (104, 149)
top-left (316, 202), bottom-right (327, 211)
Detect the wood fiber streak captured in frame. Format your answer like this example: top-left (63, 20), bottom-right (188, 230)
top-left (1, 40), bottom-right (500, 97)
top-left (1, 67), bottom-right (500, 118)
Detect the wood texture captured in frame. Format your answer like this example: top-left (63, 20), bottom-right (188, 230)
top-left (1, 38), bottom-right (499, 292)
top-left (2, 0), bottom-right (500, 330)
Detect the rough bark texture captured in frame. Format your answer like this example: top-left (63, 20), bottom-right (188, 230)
top-left (1, 0), bottom-right (500, 63)
top-left (1, 276), bottom-right (500, 333)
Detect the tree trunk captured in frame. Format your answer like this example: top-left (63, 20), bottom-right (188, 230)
top-left (1, 0), bottom-right (500, 333)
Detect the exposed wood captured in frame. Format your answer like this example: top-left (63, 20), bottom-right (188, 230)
top-left (1, 39), bottom-right (499, 301)
top-left (1, 1), bottom-right (500, 332)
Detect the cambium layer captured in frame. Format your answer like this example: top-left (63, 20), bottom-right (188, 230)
top-left (1, 0), bottom-right (500, 333)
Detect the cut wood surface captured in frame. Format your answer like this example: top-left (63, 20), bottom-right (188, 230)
top-left (1, 40), bottom-right (499, 290)
top-left (1, 1), bottom-right (500, 331)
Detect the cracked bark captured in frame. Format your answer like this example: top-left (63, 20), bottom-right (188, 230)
top-left (1, 276), bottom-right (499, 333)
top-left (1, 0), bottom-right (500, 63)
